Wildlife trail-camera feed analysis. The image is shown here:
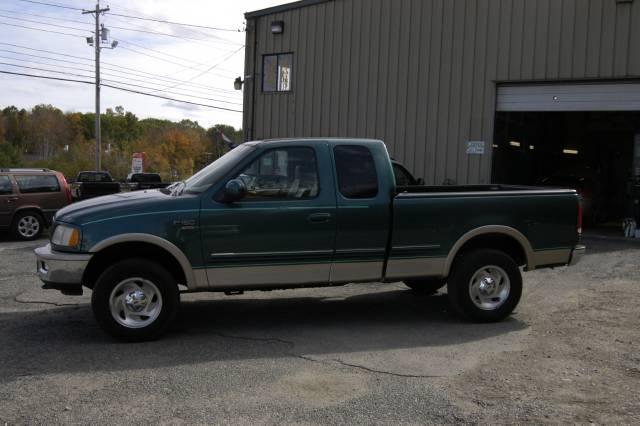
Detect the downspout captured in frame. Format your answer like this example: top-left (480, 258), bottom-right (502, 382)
top-left (248, 17), bottom-right (258, 141)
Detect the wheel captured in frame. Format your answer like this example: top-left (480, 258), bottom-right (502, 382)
top-left (91, 259), bottom-right (180, 342)
top-left (447, 249), bottom-right (522, 322)
top-left (11, 211), bottom-right (44, 241)
top-left (403, 279), bottom-right (446, 294)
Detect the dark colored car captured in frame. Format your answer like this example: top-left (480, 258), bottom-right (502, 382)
top-left (0, 168), bottom-right (72, 240)
top-left (72, 171), bottom-right (121, 200)
top-left (125, 173), bottom-right (170, 191)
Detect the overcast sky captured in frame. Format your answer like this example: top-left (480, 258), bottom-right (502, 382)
top-left (0, 0), bottom-right (291, 129)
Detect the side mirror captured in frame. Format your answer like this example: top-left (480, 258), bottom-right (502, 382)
top-left (416, 178), bottom-right (425, 185)
top-left (223, 179), bottom-right (247, 202)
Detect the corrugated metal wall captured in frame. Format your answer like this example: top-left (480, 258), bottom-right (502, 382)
top-left (243, 0), bottom-right (640, 184)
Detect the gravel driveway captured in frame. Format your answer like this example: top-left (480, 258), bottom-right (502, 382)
top-left (0, 233), bottom-right (638, 424)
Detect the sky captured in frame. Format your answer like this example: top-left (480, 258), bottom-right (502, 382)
top-left (0, 0), bottom-right (292, 129)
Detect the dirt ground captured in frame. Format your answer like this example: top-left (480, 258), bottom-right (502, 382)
top-left (0, 233), bottom-right (639, 424)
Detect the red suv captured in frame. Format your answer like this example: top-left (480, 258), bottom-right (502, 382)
top-left (0, 169), bottom-right (72, 240)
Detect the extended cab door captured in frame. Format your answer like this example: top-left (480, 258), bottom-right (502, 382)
top-left (0, 174), bottom-right (17, 228)
top-left (330, 143), bottom-right (392, 283)
top-left (200, 143), bottom-right (337, 288)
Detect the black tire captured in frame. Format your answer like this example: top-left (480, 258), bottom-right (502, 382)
top-left (447, 249), bottom-right (522, 323)
top-left (91, 259), bottom-right (180, 342)
top-left (11, 210), bottom-right (44, 241)
top-left (403, 279), bottom-right (446, 294)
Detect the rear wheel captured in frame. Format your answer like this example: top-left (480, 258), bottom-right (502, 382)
top-left (91, 259), bottom-right (179, 342)
top-left (12, 211), bottom-right (44, 241)
top-left (447, 249), bottom-right (522, 322)
top-left (403, 279), bottom-right (446, 294)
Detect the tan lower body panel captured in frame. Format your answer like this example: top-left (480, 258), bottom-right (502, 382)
top-left (532, 248), bottom-right (571, 268)
top-left (206, 263), bottom-right (331, 288)
top-left (385, 257), bottom-right (446, 281)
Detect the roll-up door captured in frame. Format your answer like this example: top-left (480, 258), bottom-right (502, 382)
top-left (496, 83), bottom-right (640, 112)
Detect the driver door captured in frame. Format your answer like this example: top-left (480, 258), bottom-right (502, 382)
top-left (200, 143), bottom-right (337, 288)
top-left (0, 175), bottom-right (17, 229)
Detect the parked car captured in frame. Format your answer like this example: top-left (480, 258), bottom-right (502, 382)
top-left (125, 173), bottom-right (170, 191)
top-left (0, 168), bottom-right (72, 240)
top-left (35, 138), bottom-right (584, 341)
top-left (72, 171), bottom-right (121, 200)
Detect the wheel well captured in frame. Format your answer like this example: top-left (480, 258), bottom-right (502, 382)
top-left (454, 233), bottom-right (527, 267)
top-left (83, 242), bottom-right (187, 289)
top-left (13, 208), bottom-right (44, 222)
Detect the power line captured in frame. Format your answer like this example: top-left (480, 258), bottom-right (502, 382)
top-left (0, 8), bottom-right (92, 26)
top-left (0, 69), bottom-right (243, 112)
top-left (150, 45), bottom-right (245, 93)
top-left (108, 12), bottom-right (240, 33)
top-left (0, 42), bottom-right (242, 95)
top-left (0, 13), bottom-right (90, 32)
top-left (106, 23), bottom-right (242, 47)
top-left (15, 0), bottom-right (81, 11)
top-left (0, 54), bottom-right (242, 104)
top-left (0, 59), bottom-right (243, 106)
top-left (0, 20), bottom-right (85, 37)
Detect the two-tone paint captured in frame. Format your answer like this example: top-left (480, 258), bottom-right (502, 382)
top-left (38, 138), bottom-right (583, 294)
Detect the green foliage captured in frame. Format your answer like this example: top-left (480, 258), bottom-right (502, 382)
top-left (0, 104), bottom-right (243, 181)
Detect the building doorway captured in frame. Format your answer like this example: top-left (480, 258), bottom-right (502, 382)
top-left (492, 111), bottom-right (640, 226)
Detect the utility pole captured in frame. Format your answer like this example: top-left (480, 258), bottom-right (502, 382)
top-left (83, 3), bottom-right (110, 172)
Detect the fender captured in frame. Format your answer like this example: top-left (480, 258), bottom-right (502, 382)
top-left (444, 225), bottom-right (536, 275)
top-left (89, 233), bottom-right (206, 290)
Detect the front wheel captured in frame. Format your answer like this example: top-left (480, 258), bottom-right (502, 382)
top-left (91, 259), bottom-right (180, 342)
top-left (447, 249), bottom-right (522, 322)
top-left (12, 211), bottom-right (44, 241)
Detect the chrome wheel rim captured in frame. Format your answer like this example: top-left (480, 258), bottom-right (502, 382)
top-left (469, 265), bottom-right (511, 311)
top-left (109, 278), bottom-right (163, 329)
top-left (18, 215), bottom-right (40, 238)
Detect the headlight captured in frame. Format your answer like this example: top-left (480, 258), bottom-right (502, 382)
top-left (51, 224), bottom-right (81, 248)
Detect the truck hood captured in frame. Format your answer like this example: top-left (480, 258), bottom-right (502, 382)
top-left (55, 190), bottom-right (191, 225)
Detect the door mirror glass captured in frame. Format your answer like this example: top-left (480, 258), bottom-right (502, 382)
top-left (223, 179), bottom-right (247, 202)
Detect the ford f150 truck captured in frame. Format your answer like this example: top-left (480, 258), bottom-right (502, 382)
top-left (35, 139), bottom-right (585, 341)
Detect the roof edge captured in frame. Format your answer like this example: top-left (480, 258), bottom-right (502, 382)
top-left (245, 0), bottom-right (334, 19)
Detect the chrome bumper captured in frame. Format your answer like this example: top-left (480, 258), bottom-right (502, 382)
top-left (568, 245), bottom-right (586, 266)
top-left (34, 244), bottom-right (92, 285)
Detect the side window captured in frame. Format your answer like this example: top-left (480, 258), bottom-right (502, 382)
top-left (235, 147), bottom-right (319, 200)
top-left (14, 175), bottom-right (60, 194)
top-left (393, 164), bottom-right (414, 186)
top-left (334, 145), bottom-right (379, 199)
top-left (0, 176), bottom-right (12, 195)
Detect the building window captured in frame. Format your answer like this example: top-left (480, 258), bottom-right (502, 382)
top-left (263, 53), bottom-right (293, 92)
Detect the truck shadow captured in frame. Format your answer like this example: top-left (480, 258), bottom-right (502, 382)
top-left (0, 288), bottom-right (527, 382)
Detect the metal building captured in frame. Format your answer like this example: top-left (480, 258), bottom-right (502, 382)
top-left (242, 0), bottom-right (640, 223)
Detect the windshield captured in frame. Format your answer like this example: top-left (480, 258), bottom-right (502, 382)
top-left (183, 144), bottom-right (255, 193)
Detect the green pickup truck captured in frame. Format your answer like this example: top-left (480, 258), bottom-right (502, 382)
top-left (35, 138), bottom-right (585, 341)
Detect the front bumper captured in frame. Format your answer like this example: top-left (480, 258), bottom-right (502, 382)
top-left (34, 244), bottom-right (92, 289)
top-left (568, 245), bottom-right (586, 266)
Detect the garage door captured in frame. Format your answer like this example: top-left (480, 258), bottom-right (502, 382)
top-left (496, 83), bottom-right (640, 112)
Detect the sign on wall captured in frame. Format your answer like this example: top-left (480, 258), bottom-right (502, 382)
top-left (131, 152), bottom-right (145, 174)
top-left (466, 141), bottom-right (485, 155)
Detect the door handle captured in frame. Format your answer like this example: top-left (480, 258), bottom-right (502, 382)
top-left (307, 213), bottom-right (331, 223)
top-left (7, 197), bottom-right (19, 203)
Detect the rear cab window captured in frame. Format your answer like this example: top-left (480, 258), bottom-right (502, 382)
top-left (0, 175), bottom-right (13, 195)
top-left (334, 145), bottom-right (379, 199)
top-left (14, 174), bottom-right (60, 194)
